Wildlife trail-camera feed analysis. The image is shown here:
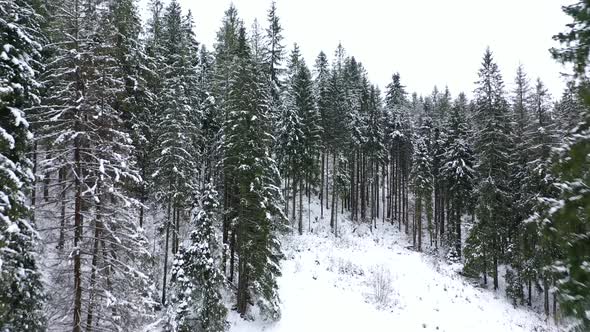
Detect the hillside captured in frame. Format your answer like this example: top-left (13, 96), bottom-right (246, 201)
top-left (230, 201), bottom-right (560, 332)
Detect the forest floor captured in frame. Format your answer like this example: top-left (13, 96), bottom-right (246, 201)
top-left (229, 199), bottom-right (562, 332)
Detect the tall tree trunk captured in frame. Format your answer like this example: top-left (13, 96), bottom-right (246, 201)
top-left (325, 151), bottom-right (330, 211)
top-left (285, 174), bottom-right (290, 219)
top-left (237, 253), bottom-right (249, 316)
top-left (543, 276), bottom-right (550, 317)
top-left (171, 206), bottom-right (177, 255)
top-left (331, 154), bottom-right (337, 234)
top-left (222, 179), bottom-right (229, 275)
top-left (418, 198), bottom-right (423, 251)
top-left (174, 207), bottom-right (180, 254)
top-left (455, 201), bottom-right (462, 257)
top-left (161, 199), bottom-right (171, 305)
top-left (298, 181), bottom-right (303, 235)
top-left (58, 167), bottom-right (67, 250)
top-left (320, 152), bottom-right (325, 219)
top-left (86, 185), bottom-right (102, 332)
top-left (230, 227), bottom-right (236, 283)
top-left (292, 178), bottom-right (297, 228)
top-left (493, 236), bottom-right (499, 290)
top-left (483, 246), bottom-right (488, 285)
top-left (73, 139), bottom-right (83, 332)
top-left (382, 163), bottom-right (386, 222)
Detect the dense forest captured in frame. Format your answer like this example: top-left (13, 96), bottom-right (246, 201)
top-left (0, 0), bottom-right (589, 331)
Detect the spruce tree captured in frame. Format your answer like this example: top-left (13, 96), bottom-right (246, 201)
top-left (464, 48), bottom-right (512, 290)
top-left (152, 0), bottom-right (201, 305)
top-left (546, 2), bottom-right (590, 326)
top-left (264, 1), bottom-right (285, 118)
top-left (36, 0), bottom-right (156, 329)
top-left (0, 1), bottom-right (45, 329)
top-left (168, 182), bottom-right (228, 332)
top-left (441, 93), bottom-right (475, 260)
top-left (224, 27), bottom-right (285, 320)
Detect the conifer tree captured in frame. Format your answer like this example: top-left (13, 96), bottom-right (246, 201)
top-left (36, 1), bottom-right (155, 329)
top-left (441, 93), bottom-right (474, 259)
top-left (410, 137), bottom-right (432, 251)
top-left (152, 0), bottom-right (201, 305)
top-left (0, 1), bottom-right (45, 329)
top-left (545, 3), bottom-right (590, 326)
top-left (264, 1), bottom-right (285, 116)
top-left (168, 182), bottom-right (228, 332)
top-left (464, 48), bottom-right (512, 290)
top-left (224, 27), bottom-right (285, 320)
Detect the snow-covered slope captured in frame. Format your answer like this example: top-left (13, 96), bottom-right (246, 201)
top-left (229, 200), bottom-right (561, 332)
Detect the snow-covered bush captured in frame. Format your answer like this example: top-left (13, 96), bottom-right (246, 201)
top-left (369, 265), bottom-right (394, 307)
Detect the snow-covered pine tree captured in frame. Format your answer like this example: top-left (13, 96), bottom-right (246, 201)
top-left (464, 48), bottom-right (512, 290)
top-left (505, 64), bottom-right (532, 305)
top-left (555, 82), bottom-right (585, 137)
top-left (212, 4), bottom-right (242, 281)
top-left (540, 5), bottom-right (590, 323)
top-left (106, 0), bottom-right (156, 231)
top-left (168, 181), bottom-right (228, 332)
top-left (152, 0), bottom-right (202, 305)
top-left (440, 93), bottom-right (475, 260)
top-left (431, 87), bottom-right (451, 247)
top-left (263, 0), bottom-right (285, 130)
top-left (363, 84), bottom-right (386, 227)
top-left (276, 46), bottom-right (305, 227)
top-left (410, 137), bottom-right (432, 252)
top-left (224, 26), bottom-right (285, 320)
top-left (36, 0), bottom-right (155, 329)
top-left (384, 73), bottom-right (412, 231)
top-left (296, 58), bottom-right (321, 232)
top-left (327, 44), bottom-right (350, 235)
top-left (0, 0), bottom-right (45, 329)
top-left (313, 51), bottom-right (331, 219)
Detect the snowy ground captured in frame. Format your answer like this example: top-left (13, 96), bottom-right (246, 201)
top-left (229, 200), bottom-right (561, 332)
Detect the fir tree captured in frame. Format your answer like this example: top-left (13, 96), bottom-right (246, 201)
top-left (0, 0), bottom-right (45, 329)
top-left (224, 27), bottom-right (285, 320)
top-left (441, 93), bottom-right (475, 260)
top-left (546, 2), bottom-right (590, 326)
top-left (36, 0), bottom-right (156, 329)
top-left (168, 182), bottom-right (228, 332)
top-left (464, 48), bottom-right (512, 290)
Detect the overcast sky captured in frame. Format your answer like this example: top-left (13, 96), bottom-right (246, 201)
top-left (142, 0), bottom-right (573, 99)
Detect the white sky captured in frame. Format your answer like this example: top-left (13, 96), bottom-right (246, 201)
top-left (141, 0), bottom-right (573, 99)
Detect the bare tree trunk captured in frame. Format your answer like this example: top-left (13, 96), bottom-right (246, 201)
top-left (456, 201), bottom-right (462, 257)
top-left (330, 154), bottom-right (337, 234)
top-left (544, 277), bottom-right (550, 317)
top-left (285, 167), bottom-right (290, 219)
top-left (493, 236), bottom-right (499, 290)
top-left (230, 227), bottom-right (236, 283)
top-left (174, 208), bottom-right (180, 254)
top-left (298, 181), bottom-right (303, 235)
top-left (222, 180), bottom-right (229, 275)
top-left (171, 206), bottom-right (177, 255)
top-left (58, 167), bottom-right (67, 250)
top-left (381, 163), bottom-right (388, 223)
top-left (292, 178), bottom-right (297, 228)
top-left (418, 199), bottom-right (423, 251)
top-left (73, 139), bottom-right (83, 332)
top-left (161, 199), bottom-right (171, 305)
top-left (320, 152), bottom-right (325, 219)
top-left (237, 254), bottom-right (249, 316)
top-left (86, 184), bottom-right (102, 332)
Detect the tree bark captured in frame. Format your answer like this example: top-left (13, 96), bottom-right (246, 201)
top-left (161, 199), bottom-right (171, 305)
top-left (73, 138), bottom-right (83, 332)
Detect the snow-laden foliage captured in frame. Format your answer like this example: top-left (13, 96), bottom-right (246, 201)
top-left (0, 0), bottom-right (45, 330)
top-left (168, 182), bottom-right (228, 332)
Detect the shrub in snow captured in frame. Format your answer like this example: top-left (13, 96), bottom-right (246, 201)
top-left (369, 265), bottom-right (394, 307)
